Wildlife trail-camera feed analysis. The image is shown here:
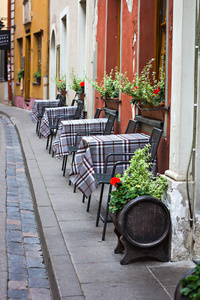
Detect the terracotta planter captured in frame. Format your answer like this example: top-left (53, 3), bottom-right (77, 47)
top-left (137, 103), bottom-right (166, 121)
top-left (103, 98), bottom-right (121, 111)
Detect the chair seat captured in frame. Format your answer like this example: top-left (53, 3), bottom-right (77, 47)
top-left (94, 173), bottom-right (112, 185)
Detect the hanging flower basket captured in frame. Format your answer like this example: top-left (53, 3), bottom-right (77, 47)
top-left (103, 98), bottom-right (121, 111)
top-left (136, 103), bottom-right (170, 121)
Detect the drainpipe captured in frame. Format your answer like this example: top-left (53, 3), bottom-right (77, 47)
top-left (186, 0), bottom-right (200, 228)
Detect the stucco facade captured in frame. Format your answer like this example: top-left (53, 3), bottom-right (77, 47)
top-left (49, 0), bottom-right (95, 117)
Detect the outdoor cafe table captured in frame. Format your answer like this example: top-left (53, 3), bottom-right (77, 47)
top-left (69, 133), bottom-right (150, 198)
top-left (40, 106), bottom-right (79, 137)
top-left (52, 118), bottom-right (108, 160)
top-left (29, 99), bottom-right (60, 124)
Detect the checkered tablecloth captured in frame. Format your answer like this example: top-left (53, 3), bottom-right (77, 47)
top-left (69, 133), bottom-right (150, 198)
top-left (40, 106), bottom-right (78, 137)
top-left (29, 100), bottom-right (60, 124)
top-left (52, 118), bottom-right (108, 160)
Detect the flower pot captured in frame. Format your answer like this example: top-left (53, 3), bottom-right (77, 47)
top-left (174, 268), bottom-right (196, 300)
top-left (77, 93), bottom-right (84, 101)
top-left (111, 195), bottom-right (171, 265)
top-left (137, 103), bottom-right (166, 121)
top-left (103, 98), bottom-right (121, 111)
top-left (36, 77), bottom-right (41, 84)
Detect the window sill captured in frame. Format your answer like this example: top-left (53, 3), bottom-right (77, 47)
top-left (32, 82), bottom-right (40, 85)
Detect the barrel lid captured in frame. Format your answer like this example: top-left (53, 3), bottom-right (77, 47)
top-left (119, 196), bottom-right (171, 248)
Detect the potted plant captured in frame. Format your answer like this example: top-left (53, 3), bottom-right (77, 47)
top-left (89, 67), bottom-right (121, 110)
top-left (120, 58), bottom-right (167, 120)
top-left (33, 70), bottom-right (41, 84)
top-left (17, 68), bottom-right (24, 83)
top-left (52, 74), bottom-right (66, 95)
top-left (69, 68), bottom-right (85, 100)
top-left (108, 145), bottom-right (170, 265)
top-left (174, 262), bottom-right (200, 300)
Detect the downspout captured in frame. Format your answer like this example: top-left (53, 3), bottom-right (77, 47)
top-left (186, 0), bottom-right (199, 228)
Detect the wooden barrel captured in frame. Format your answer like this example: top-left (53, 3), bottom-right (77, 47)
top-left (118, 196), bottom-right (171, 248)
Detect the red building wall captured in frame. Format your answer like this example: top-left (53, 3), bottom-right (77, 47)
top-left (95, 0), bottom-right (172, 173)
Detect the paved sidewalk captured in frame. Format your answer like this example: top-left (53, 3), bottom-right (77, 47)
top-left (0, 104), bottom-right (195, 300)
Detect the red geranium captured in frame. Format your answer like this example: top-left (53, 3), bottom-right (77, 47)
top-left (80, 81), bottom-right (85, 87)
top-left (110, 177), bottom-right (121, 186)
top-left (59, 79), bottom-right (62, 82)
top-left (153, 86), bottom-right (161, 95)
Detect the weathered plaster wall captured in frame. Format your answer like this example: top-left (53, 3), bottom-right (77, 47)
top-left (165, 178), bottom-right (194, 261)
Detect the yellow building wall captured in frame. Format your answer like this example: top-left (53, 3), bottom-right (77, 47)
top-left (14, 0), bottom-right (49, 107)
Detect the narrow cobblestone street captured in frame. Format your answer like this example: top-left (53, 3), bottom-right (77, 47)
top-left (1, 114), bottom-right (52, 299)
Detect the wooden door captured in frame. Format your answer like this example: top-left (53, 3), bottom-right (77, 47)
top-left (25, 35), bottom-right (31, 101)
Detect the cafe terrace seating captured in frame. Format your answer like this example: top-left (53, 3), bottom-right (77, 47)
top-left (94, 127), bottom-right (163, 241)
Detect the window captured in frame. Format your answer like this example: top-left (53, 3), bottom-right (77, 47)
top-left (38, 34), bottom-right (41, 72)
top-left (56, 45), bottom-right (60, 79)
top-left (18, 38), bottom-right (23, 69)
top-left (155, 0), bottom-right (166, 78)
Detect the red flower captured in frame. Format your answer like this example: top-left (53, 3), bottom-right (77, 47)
top-left (110, 177), bottom-right (121, 186)
top-left (134, 86), bottom-right (138, 90)
top-left (59, 79), bottom-right (62, 82)
top-left (153, 86), bottom-right (161, 95)
top-left (80, 81), bottom-right (85, 87)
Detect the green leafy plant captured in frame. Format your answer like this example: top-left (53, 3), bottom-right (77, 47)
top-left (17, 68), bottom-right (24, 80)
top-left (181, 264), bottom-right (200, 299)
top-left (89, 67), bottom-right (121, 99)
top-left (33, 70), bottom-right (41, 79)
top-left (109, 144), bottom-right (168, 213)
top-left (52, 74), bottom-right (66, 91)
top-left (69, 68), bottom-right (85, 94)
top-left (120, 58), bottom-right (165, 107)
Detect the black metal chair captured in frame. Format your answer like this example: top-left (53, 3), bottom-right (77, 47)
top-left (94, 108), bottom-right (102, 119)
top-left (125, 119), bottom-right (138, 134)
top-left (62, 112), bottom-right (116, 177)
top-left (93, 127), bottom-right (163, 241)
top-left (47, 101), bottom-right (84, 154)
top-left (82, 118), bottom-right (138, 206)
top-left (37, 105), bottom-right (53, 139)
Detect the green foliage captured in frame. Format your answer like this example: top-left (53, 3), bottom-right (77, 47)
top-left (52, 75), bottom-right (66, 91)
top-left (120, 57), bottom-right (165, 107)
top-left (89, 67), bottom-right (121, 99)
top-left (17, 69), bottom-right (24, 80)
top-left (33, 70), bottom-right (41, 79)
top-left (109, 144), bottom-right (168, 213)
top-left (69, 68), bottom-right (85, 94)
top-left (181, 264), bottom-right (200, 299)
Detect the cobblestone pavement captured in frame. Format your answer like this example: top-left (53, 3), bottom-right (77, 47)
top-left (1, 114), bottom-right (52, 300)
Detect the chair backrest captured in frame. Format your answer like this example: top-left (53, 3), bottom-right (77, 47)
top-left (94, 108), bottom-right (102, 119)
top-left (73, 102), bottom-right (83, 119)
top-left (149, 127), bottom-right (162, 162)
top-left (125, 120), bottom-right (138, 134)
top-left (71, 98), bottom-right (76, 106)
top-left (103, 112), bottom-right (116, 135)
top-left (58, 95), bottom-right (66, 107)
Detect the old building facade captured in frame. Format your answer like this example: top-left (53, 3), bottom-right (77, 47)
top-left (13, 0), bottom-right (49, 110)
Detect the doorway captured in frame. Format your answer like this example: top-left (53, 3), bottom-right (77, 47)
top-left (25, 35), bottom-right (31, 101)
